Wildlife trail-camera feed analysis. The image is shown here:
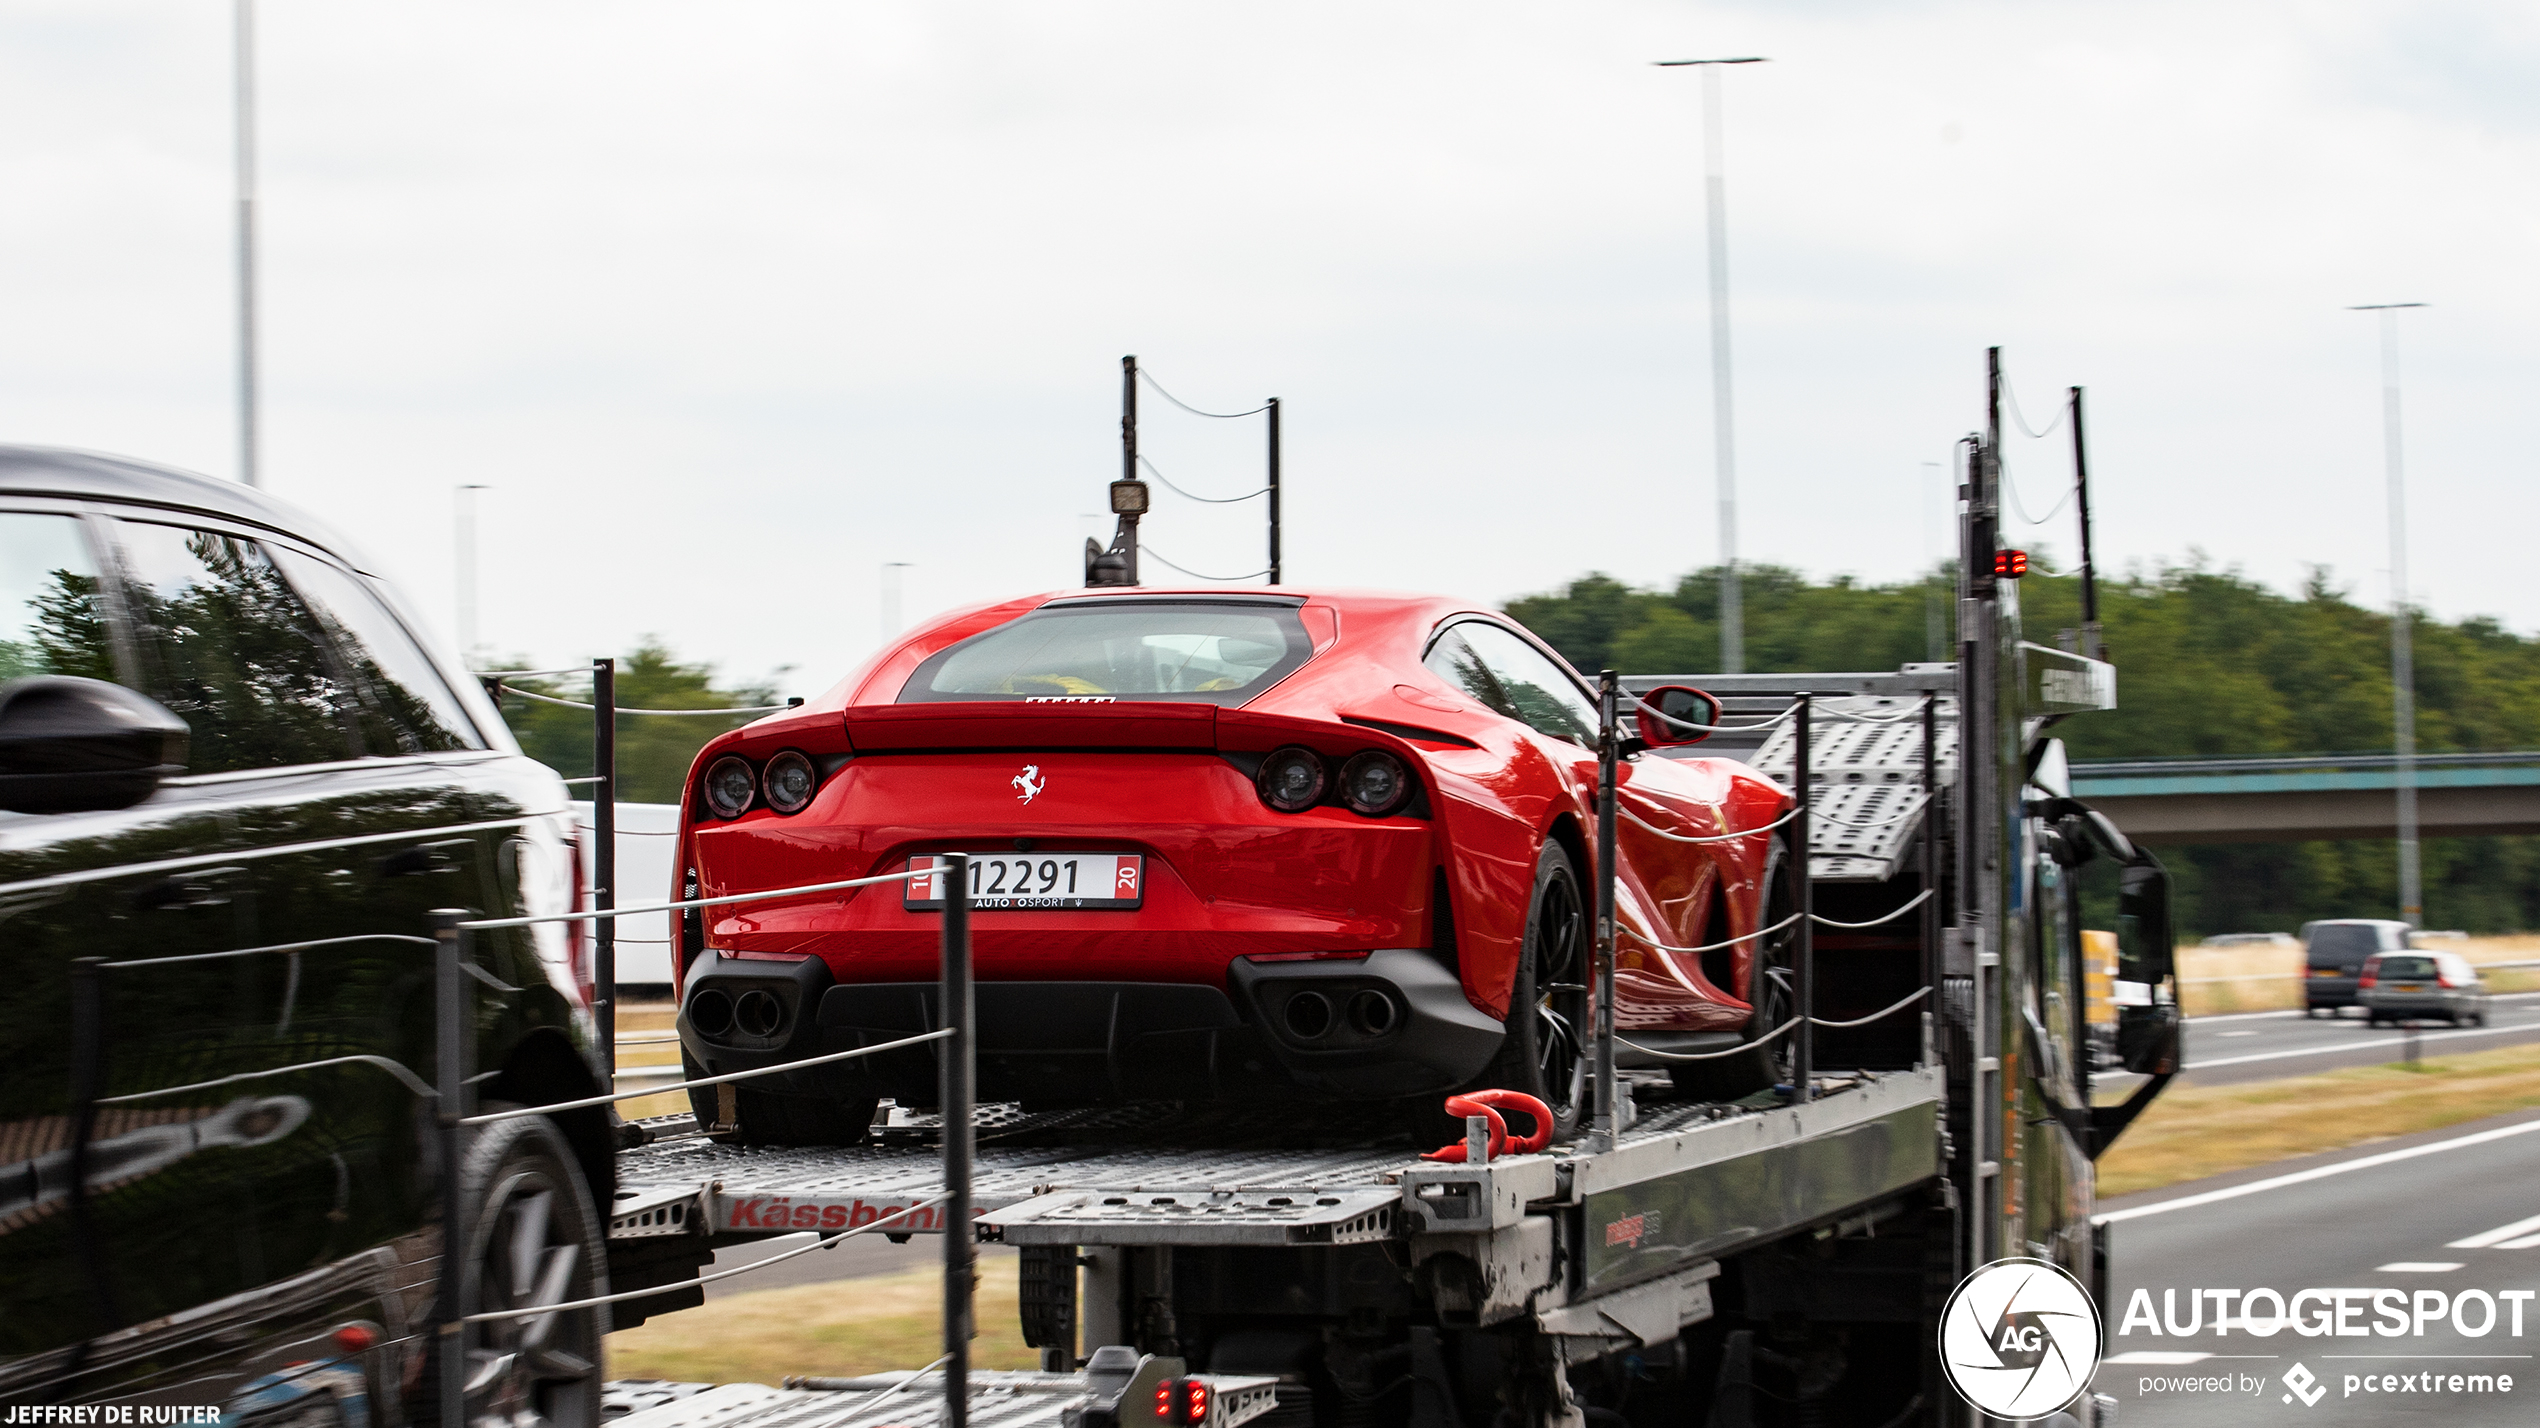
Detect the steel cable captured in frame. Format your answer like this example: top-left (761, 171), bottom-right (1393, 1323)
top-left (497, 684), bottom-right (788, 716)
top-left (463, 1198), bottom-right (952, 1323)
top-left (1138, 369), bottom-right (1270, 419)
top-left (1139, 455), bottom-right (1267, 504)
top-left (1616, 804), bottom-right (1800, 845)
top-left (1140, 546), bottom-right (1271, 582)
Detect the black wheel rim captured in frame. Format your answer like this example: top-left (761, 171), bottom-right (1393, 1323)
top-left (465, 1168), bottom-right (598, 1428)
top-left (1751, 851), bottom-right (1798, 1085)
top-left (1533, 865), bottom-right (1587, 1123)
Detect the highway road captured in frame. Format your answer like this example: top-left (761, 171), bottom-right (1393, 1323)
top-left (2100, 991), bottom-right (2540, 1089)
top-left (2094, 1107), bottom-right (2540, 1425)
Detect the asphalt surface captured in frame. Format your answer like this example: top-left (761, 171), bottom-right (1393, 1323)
top-left (2103, 991), bottom-right (2540, 1089)
top-left (2094, 1107), bottom-right (2540, 1425)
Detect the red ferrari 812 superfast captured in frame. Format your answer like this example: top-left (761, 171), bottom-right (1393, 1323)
top-left (669, 589), bottom-right (1793, 1145)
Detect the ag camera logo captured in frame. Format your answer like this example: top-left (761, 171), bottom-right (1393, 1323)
top-left (1941, 1257), bottom-right (2102, 1419)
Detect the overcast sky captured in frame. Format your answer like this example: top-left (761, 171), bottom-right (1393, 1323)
top-left (1, 1), bottom-right (2531, 694)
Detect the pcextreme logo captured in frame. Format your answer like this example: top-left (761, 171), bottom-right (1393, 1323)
top-left (1940, 1258), bottom-right (2103, 1421)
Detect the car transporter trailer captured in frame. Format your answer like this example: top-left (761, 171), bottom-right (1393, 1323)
top-left (568, 352), bottom-right (2184, 1428)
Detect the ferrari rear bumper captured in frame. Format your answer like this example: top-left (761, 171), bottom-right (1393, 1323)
top-left (676, 947), bottom-right (1502, 1107)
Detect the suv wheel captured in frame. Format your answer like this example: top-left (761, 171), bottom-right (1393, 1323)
top-left (420, 1114), bottom-right (606, 1428)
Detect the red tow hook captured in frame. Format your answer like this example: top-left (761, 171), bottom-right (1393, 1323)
top-left (1419, 1089), bottom-right (1555, 1162)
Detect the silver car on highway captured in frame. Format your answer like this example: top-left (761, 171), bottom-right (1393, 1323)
top-left (2360, 949), bottom-right (2490, 1027)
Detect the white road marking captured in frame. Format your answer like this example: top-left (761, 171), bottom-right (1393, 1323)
top-left (2097, 1118), bottom-right (2540, 1224)
top-left (2450, 1212), bottom-right (2540, 1249)
top-left (2218, 1030), bottom-right (2260, 1038)
top-left (2499, 1233), bottom-right (2540, 1250)
top-left (2180, 1023), bottom-right (2539, 1072)
top-left (2375, 1262), bottom-right (2464, 1273)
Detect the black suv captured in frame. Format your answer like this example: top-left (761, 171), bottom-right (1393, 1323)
top-left (0, 448), bottom-right (612, 1420)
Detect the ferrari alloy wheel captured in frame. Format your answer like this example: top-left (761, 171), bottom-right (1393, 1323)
top-left (426, 1114), bottom-right (606, 1428)
top-left (1671, 836), bottom-right (1797, 1103)
top-left (1476, 842), bottom-right (1589, 1140)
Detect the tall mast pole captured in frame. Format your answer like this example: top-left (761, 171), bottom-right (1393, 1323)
top-left (234, 0), bottom-right (260, 488)
top-left (1701, 63), bottom-right (1741, 674)
top-left (2352, 304), bottom-right (2426, 928)
top-left (1121, 355), bottom-right (1140, 585)
top-left (1657, 57), bottom-right (1766, 672)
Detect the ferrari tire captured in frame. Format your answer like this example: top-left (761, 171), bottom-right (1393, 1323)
top-left (1470, 841), bottom-right (1589, 1142)
top-left (685, 1052), bottom-right (876, 1147)
top-left (1669, 836), bottom-right (1796, 1104)
top-left (416, 1114), bottom-right (606, 1428)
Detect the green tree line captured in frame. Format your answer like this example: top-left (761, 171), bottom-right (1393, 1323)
top-left (1506, 561), bottom-right (2540, 938)
top-left (490, 640), bottom-right (780, 804)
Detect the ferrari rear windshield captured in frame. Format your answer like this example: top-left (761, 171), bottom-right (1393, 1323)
top-left (900, 599), bottom-right (1314, 706)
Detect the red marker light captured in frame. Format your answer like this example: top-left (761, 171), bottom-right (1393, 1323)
top-left (331, 1323), bottom-right (377, 1354)
top-left (1187, 1381), bottom-right (1211, 1421)
top-left (1155, 1381), bottom-right (1175, 1418)
top-left (1994, 549), bottom-right (2029, 578)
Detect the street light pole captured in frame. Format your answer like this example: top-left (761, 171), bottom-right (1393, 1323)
top-left (1658, 57), bottom-right (1766, 674)
top-left (881, 562), bottom-right (914, 644)
top-left (454, 485), bottom-right (488, 660)
top-left (234, 0), bottom-right (260, 489)
top-left (2351, 302), bottom-right (2428, 929)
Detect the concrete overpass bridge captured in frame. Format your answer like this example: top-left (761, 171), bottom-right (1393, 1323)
top-left (2069, 751), bottom-right (2540, 845)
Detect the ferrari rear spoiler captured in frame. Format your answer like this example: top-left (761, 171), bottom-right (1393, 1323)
top-left (837, 702), bottom-right (1437, 763)
top-left (842, 701), bottom-right (1218, 751)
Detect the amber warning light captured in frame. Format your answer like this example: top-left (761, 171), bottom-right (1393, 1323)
top-left (1994, 549), bottom-right (2029, 578)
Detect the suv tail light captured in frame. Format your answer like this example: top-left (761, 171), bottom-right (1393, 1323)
top-left (2439, 967), bottom-right (2462, 989)
top-left (2358, 960), bottom-right (2377, 990)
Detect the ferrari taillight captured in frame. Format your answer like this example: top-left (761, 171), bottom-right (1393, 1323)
top-left (1256, 747), bottom-right (1326, 812)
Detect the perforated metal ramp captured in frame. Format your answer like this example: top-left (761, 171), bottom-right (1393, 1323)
top-left (612, 1102), bottom-right (1442, 1243)
top-left (603, 1372), bottom-right (1280, 1428)
top-left (1747, 694), bottom-right (1956, 882)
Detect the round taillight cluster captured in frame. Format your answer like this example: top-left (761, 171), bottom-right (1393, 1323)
top-left (701, 750), bottom-right (825, 820)
top-left (1253, 746), bottom-right (1413, 818)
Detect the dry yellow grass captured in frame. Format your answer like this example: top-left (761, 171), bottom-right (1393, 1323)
top-left (606, 1256), bottom-right (1039, 1385)
top-left (2097, 1040), bottom-right (2540, 1198)
top-left (613, 1000), bottom-right (692, 1121)
top-left (2171, 934), bottom-right (2540, 1015)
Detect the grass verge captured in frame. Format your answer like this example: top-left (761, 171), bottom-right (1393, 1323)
top-left (606, 1255), bottom-right (1038, 1385)
top-left (2097, 1040), bottom-right (2540, 1198)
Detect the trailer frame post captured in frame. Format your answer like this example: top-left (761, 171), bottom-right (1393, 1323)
top-left (1792, 692), bottom-right (1815, 1101)
top-left (941, 853), bottom-right (975, 1427)
top-left (593, 657), bottom-right (616, 1089)
top-left (1590, 670), bottom-right (1621, 1152)
top-left (432, 908), bottom-right (472, 1428)
top-left (1920, 694), bottom-right (1941, 1068)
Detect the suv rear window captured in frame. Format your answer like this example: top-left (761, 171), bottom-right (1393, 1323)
top-left (2306, 924), bottom-right (2382, 965)
top-left (2373, 955), bottom-right (2437, 980)
top-left (901, 599), bottom-right (1312, 706)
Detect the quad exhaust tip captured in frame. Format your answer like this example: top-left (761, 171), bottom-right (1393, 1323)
top-left (735, 989), bottom-right (785, 1039)
top-left (1283, 990), bottom-right (1334, 1040)
top-left (688, 987), bottom-right (734, 1038)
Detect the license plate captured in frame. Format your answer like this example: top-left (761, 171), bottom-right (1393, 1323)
top-left (2393, 983), bottom-right (2427, 992)
top-left (2311, 968), bottom-right (2341, 977)
top-left (902, 853), bottom-right (1144, 910)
